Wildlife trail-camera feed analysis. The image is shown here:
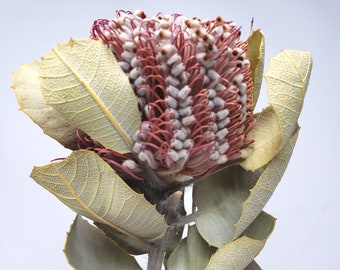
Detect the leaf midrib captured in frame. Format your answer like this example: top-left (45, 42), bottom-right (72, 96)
top-left (52, 162), bottom-right (152, 249)
top-left (51, 43), bottom-right (134, 150)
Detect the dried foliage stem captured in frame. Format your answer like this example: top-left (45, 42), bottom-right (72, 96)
top-left (148, 228), bottom-right (172, 270)
top-left (172, 211), bottom-right (200, 228)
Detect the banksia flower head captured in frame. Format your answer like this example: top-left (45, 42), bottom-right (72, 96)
top-left (82, 10), bottom-right (255, 187)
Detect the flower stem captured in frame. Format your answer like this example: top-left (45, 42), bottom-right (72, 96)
top-left (147, 228), bottom-right (171, 270)
top-left (171, 211), bottom-right (199, 228)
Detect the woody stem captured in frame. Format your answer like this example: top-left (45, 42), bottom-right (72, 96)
top-left (147, 228), bottom-right (171, 270)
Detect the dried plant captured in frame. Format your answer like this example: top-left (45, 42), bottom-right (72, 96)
top-left (11, 10), bottom-right (312, 270)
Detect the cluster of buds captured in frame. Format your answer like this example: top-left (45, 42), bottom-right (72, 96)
top-left (78, 10), bottom-right (255, 192)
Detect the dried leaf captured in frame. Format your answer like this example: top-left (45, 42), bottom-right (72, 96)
top-left (65, 215), bottom-right (142, 270)
top-left (246, 29), bottom-right (265, 106)
top-left (235, 127), bottom-right (299, 237)
top-left (193, 166), bottom-right (256, 247)
top-left (41, 39), bottom-right (141, 153)
top-left (165, 225), bottom-right (215, 270)
top-left (194, 128), bottom-right (298, 246)
top-left (204, 212), bottom-right (275, 270)
top-left (242, 50), bottom-right (312, 170)
top-left (94, 222), bottom-right (150, 255)
top-left (30, 150), bottom-right (167, 241)
top-left (11, 61), bottom-right (78, 149)
top-left (244, 261), bottom-right (261, 270)
top-left (266, 50), bottom-right (312, 145)
top-left (240, 105), bottom-right (281, 171)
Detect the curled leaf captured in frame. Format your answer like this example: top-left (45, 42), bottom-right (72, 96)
top-left (194, 127), bottom-right (299, 246)
top-left (244, 261), bottom-right (261, 270)
top-left (11, 61), bottom-right (78, 149)
top-left (235, 127), bottom-right (299, 237)
top-left (94, 222), bottom-right (150, 255)
top-left (242, 50), bottom-right (312, 170)
top-left (41, 38), bottom-right (141, 153)
top-left (246, 29), bottom-right (265, 106)
top-left (193, 166), bottom-right (257, 247)
top-left (65, 215), bottom-right (142, 270)
top-left (266, 50), bottom-right (312, 146)
top-left (30, 150), bottom-right (167, 241)
top-left (240, 105), bottom-right (281, 170)
top-left (204, 211), bottom-right (275, 270)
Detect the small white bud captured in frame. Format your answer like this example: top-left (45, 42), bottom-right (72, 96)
top-left (170, 63), bottom-right (185, 77)
top-left (182, 115), bottom-right (196, 126)
top-left (129, 67), bottom-right (141, 80)
top-left (216, 128), bottom-right (228, 139)
top-left (138, 150), bottom-right (159, 169)
top-left (178, 85), bottom-right (191, 100)
top-left (217, 117), bottom-right (230, 129)
top-left (216, 109), bottom-right (229, 120)
top-left (233, 73), bottom-right (244, 85)
top-left (213, 96), bottom-right (225, 109)
top-left (170, 139), bottom-right (184, 150)
top-left (165, 96), bottom-right (178, 109)
top-left (179, 107), bottom-right (192, 117)
top-left (122, 159), bottom-right (139, 170)
top-left (167, 54), bottom-right (182, 66)
top-left (166, 85), bottom-right (179, 98)
top-left (167, 149), bottom-right (180, 162)
top-left (178, 96), bottom-right (193, 108)
top-left (218, 142), bottom-right (230, 154)
top-left (183, 139), bottom-right (194, 149)
top-left (133, 142), bottom-right (143, 153)
top-left (166, 75), bottom-right (180, 86)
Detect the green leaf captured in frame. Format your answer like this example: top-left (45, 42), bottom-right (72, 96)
top-left (193, 166), bottom-right (257, 247)
top-left (11, 61), bottom-right (78, 150)
top-left (194, 127), bottom-right (299, 246)
top-left (65, 215), bottom-right (142, 270)
top-left (94, 222), bottom-right (150, 255)
top-left (165, 225), bottom-right (215, 270)
top-left (235, 127), bottom-right (299, 237)
top-left (204, 211), bottom-right (275, 270)
top-left (241, 50), bottom-right (312, 171)
top-left (246, 29), bottom-right (265, 106)
top-left (30, 150), bottom-right (167, 241)
top-left (41, 38), bottom-right (141, 153)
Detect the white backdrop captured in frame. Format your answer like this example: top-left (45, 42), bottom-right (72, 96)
top-left (1, 1), bottom-right (339, 269)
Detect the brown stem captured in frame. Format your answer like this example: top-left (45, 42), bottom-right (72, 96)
top-left (147, 228), bottom-right (171, 270)
top-left (171, 211), bottom-right (199, 228)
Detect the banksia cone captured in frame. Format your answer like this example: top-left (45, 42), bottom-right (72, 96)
top-left (78, 10), bottom-right (255, 191)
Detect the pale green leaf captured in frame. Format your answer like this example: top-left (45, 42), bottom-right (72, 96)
top-left (165, 225), bottom-right (215, 270)
top-left (235, 127), bottom-right (299, 237)
top-left (265, 50), bottom-right (312, 149)
top-left (204, 212), bottom-right (275, 270)
top-left (244, 261), bottom-right (261, 270)
top-left (240, 105), bottom-right (281, 170)
top-left (94, 222), bottom-right (150, 255)
top-left (41, 38), bottom-right (141, 153)
top-left (194, 128), bottom-right (298, 246)
top-left (30, 150), bottom-right (167, 241)
top-left (246, 29), bottom-right (265, 106)
top-left (241, 50), bottom-right (312, 170)
top-left (193, 167), bottom-right (257, 247)
top-left (65, 215), bottom-right (142, 270)
top-left (11, 61), bottom-right (78, 149)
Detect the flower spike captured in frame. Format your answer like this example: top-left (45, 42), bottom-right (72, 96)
top-left (84, 10), bottom-right (255, 186)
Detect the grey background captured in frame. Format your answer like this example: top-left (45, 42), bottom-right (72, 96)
top-left (1, 0), bottom-right (339, 269)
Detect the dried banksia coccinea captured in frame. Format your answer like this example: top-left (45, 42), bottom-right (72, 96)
top-left (78, 10), bottom-right (255, 195)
